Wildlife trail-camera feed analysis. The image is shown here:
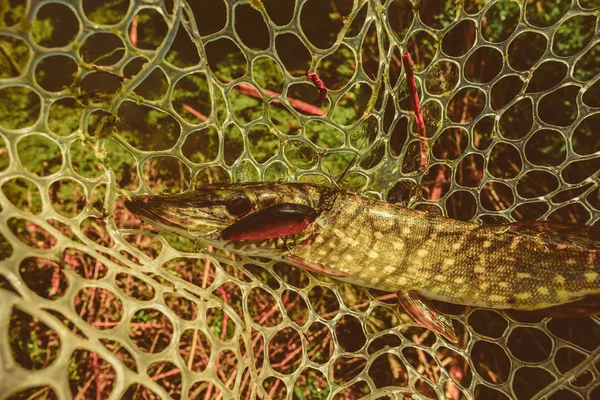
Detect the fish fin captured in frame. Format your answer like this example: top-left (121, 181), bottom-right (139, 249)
top-left (507, 221), bottom-right (600, 250)
top-left (396, 290), bottom-right (458, 343)
top-left (534, 294), bottom-right (600, 318)
top-left (284, 254), bottom-right (350, 278)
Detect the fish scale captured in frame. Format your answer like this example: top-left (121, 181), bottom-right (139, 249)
top-left (125, 182), bottom-right (600, 314)
top-left (292, 190), bottom-right (599, 310)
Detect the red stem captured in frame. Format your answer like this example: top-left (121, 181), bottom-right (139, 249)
top-left (402, 52), bottom-right (428, 170)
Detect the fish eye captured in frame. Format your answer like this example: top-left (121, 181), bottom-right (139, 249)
top-left (225, 193), bottom-right (252, 217)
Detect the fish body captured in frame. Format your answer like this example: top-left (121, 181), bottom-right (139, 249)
top-left (125, 182), bottom-right (600, 313)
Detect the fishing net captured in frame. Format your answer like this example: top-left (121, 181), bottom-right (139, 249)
top-left (1, 0), bottom-right (599, 398)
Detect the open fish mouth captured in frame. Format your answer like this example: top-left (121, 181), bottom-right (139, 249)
top-left (124, 196), bottom-right (229, 239)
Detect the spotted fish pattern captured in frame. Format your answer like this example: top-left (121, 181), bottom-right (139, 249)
top-left (291, 191), bottom-right (600, 311)
top-left (126, 183), bottom-right (600, 312)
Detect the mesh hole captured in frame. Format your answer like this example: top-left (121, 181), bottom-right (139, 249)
top-left (442, 19), bottom-right (476, 57)
top-left (263, 376), bottom-right (287, 400)
top-left (282, 289), bottom-right (309, 326)
top-left (517, 170), bottom-right (559, 198)
top-left (8, 217), bottom-right (57, 249)
top-left (457, 153), bottom-right (484, 187)
top-left (482, 0), bottom-right (520, 42)
top-left (248, 287), bottom-right (283, 327)
top-left (464, 46), bottom-right (503, 84)
top-left (2, 177), bottom-right (43, 214)
top-left (468, 310), bottom-right (508, 338)
top-left (70, 140), bottom-right (104, 178)
top-left (6, 386), bottom-right (58, 400)
top-left (80, 33), bottom-right (125, 66)
top-left (308, 285), bottom-right (340, 319)
top-left (163, 293), bottom-right (197, 321)
top-left (574, 42), bottom-right (600, 81)
top-left (99, 338), bottom-right (138, 372)
top-left (191, 0), bottom-right (226, 35)
top-left (0, 86), bottom-right (41, 130)
top-left (128, 308), bottom-right (173, 353)
top-left (499, 98), bottom-right (533, 140)
top-left (573, 114), bottom-right (600, 155)
top-left (0, 35), bottom-right (30, 79)
top-left (524, 129), bottom-right (566, 167)
top-left (18, 134), bottom-right (62, 176)
top-left (368, 352), bottom-right (408, 388)
top-left (234, 4), bottom-right (269, 51)
top-left (538, 85), bottom-right (580, 127)
top-left (67, 348), bottom-right (116, 398)
top-left (332, 355), bottom-right (368, 384)
top-left (163, 257), bottom-right (216, 289)
top-left (293, 367), bottom-right (330, 399)
top-left (121, 384), bottom-right (159, 400)
top-left (49, 179), bottom-right (86, 218)
top-left (553, 16), bottom-right (596, 57)
top-left (471, 340), bottom-right (511, 384)
top-left (20, 257), bottom-right (68, 300)
top-left (582, 80), bottom-right (600, 107)
top-left (490, 75), bottom-right (525, 111)
top-left (547, 203), bottom-right (591, 224)
top-left (526, 61), bottom-right (568, 94)
top-left (425, 60), bottom-right (460, 95)
top-left (142, 156), bottom-right (190, 195)
top-left (446, 190), bottom-right (477, 221)
top-left (9, 306), bottom-right (61, 370)
top-left (120, 103), bottom-right (181, 151)
top-left (335, 314), bottom-right (366, 352)
top-left (82, 0), bottom-right (129, 25)
top-left (215, 349), bottom-right (238, 389)
top-left (333, 381), bottom-right (370, 399)
top-left (438, 346), bottom-right (472, 387)
top-left (178, 328), bottom-right (211, 373)
top-left (147, 361), bottom-right (182, 399)
top-left (268, 326), bottom-right (302, 374)
top-left (432, 128), bottom-right (468, 160)
top-left (35, 55), bottom-right (77, 92)
top-left (473, 384), bottom-right (510, 400)
top-left (63, 248), bottom-right (108, 280)
top-left (75, 286), bottom-right (123, 330)
top-left (488, 142), bottom-right (522, 179)
top-left (561, 157), bottom-right (600, 185)
top-left (206, 307), bottom-right (236, 341)
top-left (300, 1), bottom-right (344, 50)
top-left (275, 33), bottom-right (311, 77)
top-left (306, 321), bottom-right (333, 364)
top-left (32, 3), bottom-right (79, 48)
top-left (248, 124), bottom-right (279, 163)
top-left (388, 0), bottom-right (413, 42)
top-left (525, 0), bottom-right (569, 27)
top-left (134, 67), bottom-right (169, 101)
top-left (446, 87), bottom-right (485, 123)
top-left (507, 327), bottom-right (552, 363)
top-left (406, 30), bottom-right (436, 71)
top-left (182, 125), bottom-right (220, 164)
top-left (480, 181), bottom-right (514, 211)
top-left (130, 8), bottom-right (167, 50)
top-left (171, 72), bottom-right (212, 123)
top-left (512, 366), bottom-right (555, 400)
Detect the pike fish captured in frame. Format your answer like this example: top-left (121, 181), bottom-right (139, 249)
top-left (125, 182), bottom-right (600, 342)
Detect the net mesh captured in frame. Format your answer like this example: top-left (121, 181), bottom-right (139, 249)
top-left (1, 0), bottom-right (599, 398)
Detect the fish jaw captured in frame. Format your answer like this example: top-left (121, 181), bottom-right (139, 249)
top-left (124, 194), bottom-right (232, 240)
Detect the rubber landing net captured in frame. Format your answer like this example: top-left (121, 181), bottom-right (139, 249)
top-left (0, 0), bottom-right (599, 399)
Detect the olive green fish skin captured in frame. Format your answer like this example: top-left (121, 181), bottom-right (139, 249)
top-left (126, 183), bottom-right (600, 311)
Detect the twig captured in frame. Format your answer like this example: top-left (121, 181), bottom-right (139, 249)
top-left (232, 82), bottom-right (325, 116)
top-left (182, 104), bottom-right (209, 121)
top-left (130, 15), bottom-right (138, 46)
top-left (402, 52), bottom-right (428, 170)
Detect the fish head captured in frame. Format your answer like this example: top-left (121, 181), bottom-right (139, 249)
top-left (124, 182), bottom-right (328, 249)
